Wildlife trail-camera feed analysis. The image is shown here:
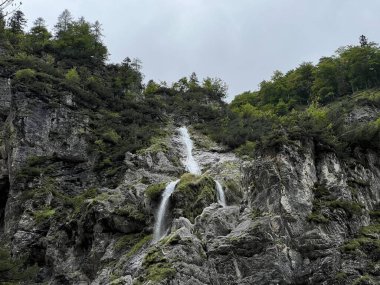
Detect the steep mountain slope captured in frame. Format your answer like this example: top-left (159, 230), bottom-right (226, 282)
top-left (0, 72), bottom-right (379, 284)
top-left (0, 11), bottom-right (380, 284)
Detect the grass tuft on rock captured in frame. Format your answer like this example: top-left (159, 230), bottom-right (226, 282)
top-left (33, 207), bottom-right (56, 223)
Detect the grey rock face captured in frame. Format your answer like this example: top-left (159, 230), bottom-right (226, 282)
top-left (0, 77), bottom-right (379, 285)
top-left (133, 138), bottom-right (379, 285)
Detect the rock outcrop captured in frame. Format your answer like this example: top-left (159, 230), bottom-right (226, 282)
top-left (0, 77), bottom-right (379, 285)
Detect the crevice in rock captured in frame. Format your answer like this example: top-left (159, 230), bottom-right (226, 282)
top-left (0, 175), bottom-right (9, 232)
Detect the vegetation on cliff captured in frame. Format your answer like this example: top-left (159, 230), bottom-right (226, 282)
top-left (0, 8), bottom-right (380, 284)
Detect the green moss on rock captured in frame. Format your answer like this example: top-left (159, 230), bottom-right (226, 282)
top-left (327, 200), bottom-right (363, 217)
top-left (138, 247), bottom-right (176, 283)
top-left (126, 235), bottom-right (152, 257)
top-left (114, 233), bottom-right (152, 255)
top-left (145, 182), bottom-right (167, 201)
top-left (307, 212), bottom-right (329, 223)
top-left (33, 207), bottom-right (55, 223)
top-left (224, 179), bottom-right (243, 204)
top-left (172, 173), bottom-right (216, 222)
top-left (342, 222), bottom-right (380, 262)
top-left (114, 204), bottom-right (146, 222)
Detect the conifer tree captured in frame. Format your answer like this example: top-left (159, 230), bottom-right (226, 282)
top-left (7, 9), bottom-right (26, 33)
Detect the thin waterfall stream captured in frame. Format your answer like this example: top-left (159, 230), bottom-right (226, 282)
top-left (153, 180), bottom-right (180, 242)
top-left (215, 181), bottom-right (227, 207)
top-left (153, 126), bottom-right (227, 242)
top-left (179, 126), bottom-right (201, 175)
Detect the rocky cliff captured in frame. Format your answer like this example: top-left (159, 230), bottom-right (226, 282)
top-left (0, 78), bottom-right (379, 285)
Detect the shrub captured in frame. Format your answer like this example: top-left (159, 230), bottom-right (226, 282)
top-left (15, 68), bottom-right (36, 81)
top-left (307, 212), bottom-right (329, 223)
top-left (236, 141), bottom-right (256, 157)
top-left (327, 200), bottom-right (363, 217)
top-left (102, 129), bottom-right (121, 144)
top-left (0, 244), bottom-right (39, 283)
top-left (65, 67), bottom-right (80, 83)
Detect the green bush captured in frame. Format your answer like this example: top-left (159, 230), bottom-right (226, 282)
top-left (102, 129), bottom-right (121, 144)
top-left (352, 274), bottom-right (375, 285)
top-left (236, 141), bottom-right (256, 157)
top-left (65, 67), bottom-right (80, 83)
top-left (53, 187), bottom-right (98, 215)
top-left (15, 68), bottom-right (36, 81)
top-left (313, 183), bottom-right (330, 199)
top-left (125, 235), bottom-right (152, 257)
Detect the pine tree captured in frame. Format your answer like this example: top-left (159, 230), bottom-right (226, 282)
top-left (360, 35), bottom-right (368, 47)
top-left (92, 20), bottom-right (103, 41)
top-left (54, 9), bottom-right (73, 36)
top-left (7, 9), bottom-right (26, 33)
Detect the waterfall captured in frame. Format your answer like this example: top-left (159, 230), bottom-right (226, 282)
top-left (179, 126), bottom-right (201, 175)
top-left (215, 181), bottom-right (227, 207)
top-left (153, 180), bottom-right (180, 242)
top-left (153, 126), bottom-right (219, 242)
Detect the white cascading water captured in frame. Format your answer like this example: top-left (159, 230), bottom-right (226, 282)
top-left (153, 180), bottom-right (180, 242)
top-left (179, 126), bottom-right (201, 175)
top-left (215, 180), bottom-right (227, 207)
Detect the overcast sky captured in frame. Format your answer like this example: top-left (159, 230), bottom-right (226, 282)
top-left (20, 0), bottom-right (380, 101)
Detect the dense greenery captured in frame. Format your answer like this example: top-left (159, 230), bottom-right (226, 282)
top-left (0, 9), bottom-right (230, 186)
top-left (0, 9), bottom-right (166, 186)
top-left (0, 7), bottom-right (379, 284)
top-left (1, 8), bottom-right (379, 180)
top-left (198, 38), bottom-right (380, 156)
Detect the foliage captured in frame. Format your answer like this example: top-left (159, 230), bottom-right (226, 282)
top-left (7, 10), bottom-right (26, 33)
top-left (307, 212), bottom-right (329, 223)
top-left (65, 67), bottom-right (80, 83)
top-left (33, 207), bottom-right (55, 223)
top-left (138, 247), bottom-right (176, 283)
top-left (196, 39), bottom-right (380, 156)
top-left (341, 208), bottom-right (380, 264)
top-left (327, 200), bottom-right (363, 217)
top-left (145, 182), bottom-right (167, 201)
top-left (14, 67), bottom-right (35, 81)
top-left (0, 243), bottom-right (39, 284)
top-left (114, 233), bottom-right (152, 254)
top-left (53, 187), bottom-right (98, 215)
top-left (125, 235), bottom-right (152, 257)
top-left (114, 204), bottom-right (146, 223)
top-left (53, 13), bottom-right (108, 66)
